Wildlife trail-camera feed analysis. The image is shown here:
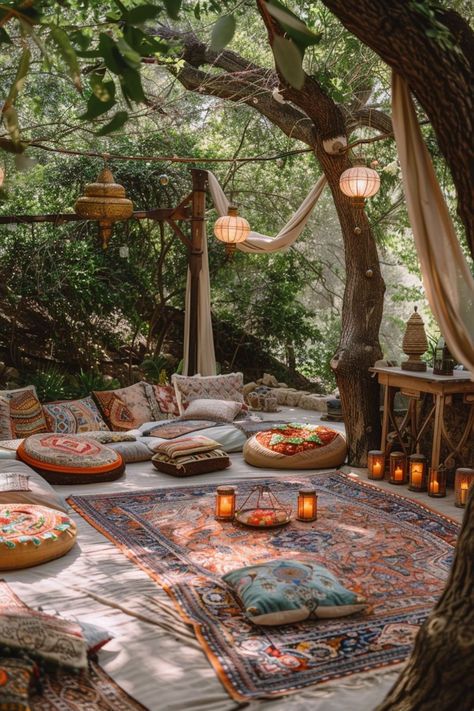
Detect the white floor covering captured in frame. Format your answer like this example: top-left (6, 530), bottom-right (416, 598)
top-left (3, 407), bottom-right (463, 711)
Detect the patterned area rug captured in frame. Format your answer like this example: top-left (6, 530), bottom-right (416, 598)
top-left (0, 581), bottom-right (146, 710)
top-left (69, 473), bottom-right (459, 701)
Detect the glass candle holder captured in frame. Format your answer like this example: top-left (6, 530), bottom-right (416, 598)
top-left (215, 486), bottom-right (236, 520)
top-left (368, 450), bottom-right (385, 480)
top-left (389, 451), bottom-right (407, 485)
top-left (428, 468), bottom-right (446, 498)
top-left (296, 487), bottom-right (318, 521)
top-left (408, 454), bottom-right (427, 491)
top-left (454, 468), bottom-right (474, 508)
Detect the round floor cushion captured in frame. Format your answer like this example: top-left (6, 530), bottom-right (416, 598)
top-left (243, 423), bottom-right (347, 469)
top-left (0, 503), bottom-right (76, 570)
top-left (17, 434), bottom-right (125, 484)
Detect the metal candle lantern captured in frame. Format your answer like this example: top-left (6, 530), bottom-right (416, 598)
top-left (215, 486), bottom-right (236, 521)
top-left (454, 468), bottom-right (474, 508)
top-left (389, 451), bottom-right (408, 485)
top-left (408, 454), bottom-right (427, 492)
top-left (428, 468), bottom-right (446, 498)
top-left (367, 450), bottom-right (385, 480)
top-left (296, 487), bottom-right (318, 522)
top-left (433, 336), bottom-right (454, 376)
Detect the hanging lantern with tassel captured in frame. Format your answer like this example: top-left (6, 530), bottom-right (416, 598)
top-left (213, 205), bottom-right (250, 256)
top-left (74, 164), bottom-right (133, 249)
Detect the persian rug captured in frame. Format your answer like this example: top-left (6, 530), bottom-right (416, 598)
top-left (0, 581), bottom-right (146, 711)
top-left (69, 473), bottom-right (459, 701)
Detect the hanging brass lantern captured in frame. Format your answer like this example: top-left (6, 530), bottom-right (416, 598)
top-left (74, 166), bottom-right (133, 249)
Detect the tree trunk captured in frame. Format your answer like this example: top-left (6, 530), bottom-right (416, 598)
top-left (319, 0), bottom-right (474, 257)
top-left (376, 486), bottom-right (474, 710)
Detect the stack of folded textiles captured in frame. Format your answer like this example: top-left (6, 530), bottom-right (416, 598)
top-left (151, 436), bottom-right (231, 477)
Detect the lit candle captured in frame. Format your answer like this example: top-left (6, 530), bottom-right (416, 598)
top-left (411, 464), bottom-right (423, 488)
top-left (460, 482), bottom-right (469, 506)
top-left (372, 461), bottom-right (382, 477)
top-left (215, 486), bottom-right (236, 520)
top-left (297, 488), bottom-right (317, 522)
top-left (220, 496), bottom-right (233, 515)
top-left (430, 479), bottom-right (439, 495)
top-left (394, 466), bottom-right (403, 481)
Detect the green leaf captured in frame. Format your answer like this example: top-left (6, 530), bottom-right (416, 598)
top-left (164, 0), bottom-right (182, 20)
top-left (95, 111), bottom-right (129, 135)
top-left (90, 75), bottom-right (116, 102)
top-left (272, 35), bottom-right (304, 89)
top-left (126, 4), bottom-right (162, 25)
top-left (6, 47), bottom-right (30, 106)
top-left (120, 67), bottom-right (146, 102)
top-left (211, 14), bottom-right (236, 51)
top-left (117, 37), bottom-right (142, 68)
top-left (49, 27), bottom-right (82, 91)
top-left (266, 2), bottom-right (321, 50)
top-left (99, 33), bottom-right (127, 74)
top-left (0, 27), bottom-right (12, 44)
top-left (79, 92), bottom-right (116, 120)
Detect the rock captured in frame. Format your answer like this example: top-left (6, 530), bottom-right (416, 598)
top-left (243, 382), bottom-right (257, 399)
top-left (262, 373), bottom-right (279, 388)
top-left (299, 394), bottom-right (329, 413)
top-left (277, 382), bottom-right (288, 388)
top-left (275, 388), bottom-right (298, 405)
top-left (286, 390), bottom-right (310, 407)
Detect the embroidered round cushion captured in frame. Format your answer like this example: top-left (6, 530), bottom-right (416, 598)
top-left (243, 424), bottom-right (347, 469)
top-left (0, 503), bottom-right (76, 570)
top-left (17, 434), bottom-right (125, 484)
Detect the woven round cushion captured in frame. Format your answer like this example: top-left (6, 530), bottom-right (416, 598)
top-left (17, 434), bottom-right (125, 484)
top-left (243, 424), bottom-right (347, 470)
top-left (0, 504), bottom-right (76, 570)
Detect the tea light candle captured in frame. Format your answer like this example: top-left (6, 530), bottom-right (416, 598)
top-left (367, 450), bottom-right (384, 480)
top-left (297, 487), bottom-right (318, 522)
top-left (460, 483), bottom-right (468, 506)
top-left (408, 454), bottom-right (427, 492)
top-left (428, 468), bottom-right (446, 498)
top-left (430, 479), bottom-right (439, 495)
top-left (389, 451), bottom-right (407, 485)
top-left (394, 466), bottom-right (403, 481)
top-left (215, 486), bottom-right (236, 520)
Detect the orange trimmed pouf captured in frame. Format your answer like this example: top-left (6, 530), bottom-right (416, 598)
top-left (243, 423), bottom-right (347, 470)
top-left (17, 433), bottom-right (125, 484)
top-left (0, 503), bottom-right (76, 570)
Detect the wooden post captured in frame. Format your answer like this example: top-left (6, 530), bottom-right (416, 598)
top-left (188, 169), bottom-right (208, 375)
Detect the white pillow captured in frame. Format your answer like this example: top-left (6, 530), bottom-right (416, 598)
top-left (172, 373), bottom-right (244, 415)
top-left (182, 398), bottom-right (242, 423)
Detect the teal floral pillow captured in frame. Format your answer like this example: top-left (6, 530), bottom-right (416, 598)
top-left (223, 559), bottom-right (366, 626)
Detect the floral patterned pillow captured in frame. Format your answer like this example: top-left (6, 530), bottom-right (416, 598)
top-left (223, 559), bottom-right (366, 626)
top-left (172, 373), bottom-right (244, 415)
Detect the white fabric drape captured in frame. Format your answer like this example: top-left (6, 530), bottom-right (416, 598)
top-left (392, 73), bottom-right (474, 375)
top-left (183, 172), bottom-right (327, 375)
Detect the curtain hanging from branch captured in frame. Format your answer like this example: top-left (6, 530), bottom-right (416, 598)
top-left (182, 173), bottom-right (327, 375)
top-left (391, 72), bottom-right (474, 375)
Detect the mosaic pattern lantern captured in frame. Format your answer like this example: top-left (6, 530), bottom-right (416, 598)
top-left (215, 486), bottom-right (236, 521)
top-left (408, 454), bottom-right (427, 492)
top-left (454, 468), bottom-right (474, 508)
top-left (389, 451), bottom-right (407, 485)
top-left (213, 206), bottom-right (250, 255)
top-left (428, 468), bottom-right (446, 498)
top-left (367, 450), bottom-right (385, 480)
top-left (339, 161), bottom-right (380, 206)
top-left (75, 166), bottom-right (133, 249)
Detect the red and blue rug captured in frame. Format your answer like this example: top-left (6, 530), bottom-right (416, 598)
top-left (69, 473), bottom-right (459, 700)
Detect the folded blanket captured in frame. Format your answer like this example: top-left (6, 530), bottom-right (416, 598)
top-left (155, 435), bottom-right (221, 460)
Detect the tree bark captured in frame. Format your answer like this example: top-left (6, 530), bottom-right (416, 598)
top-left (375, 485), bottom-right (474, 710)
top-left (319, 0), bottom-right (474, 257)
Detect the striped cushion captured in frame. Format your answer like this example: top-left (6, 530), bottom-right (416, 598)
top-left (155, 436), bottom-right (221, 459)
top-left (152, 449), bottom-right (230, 477)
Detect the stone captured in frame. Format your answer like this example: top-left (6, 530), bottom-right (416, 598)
top-left (262, 373), bottom-right (279, 388)
top-left (299, 394), bottom-right (329, 413)
top-left (275, 388), bottom-right (298, 405)
top-left (243, 382), bottom-right (257, 399)
top-left (277, 382), bottom-right (288, 388)
top-left (286, 391), bottom-right (310, 407)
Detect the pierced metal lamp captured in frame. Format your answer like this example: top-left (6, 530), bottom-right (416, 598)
top-left (75, 165), bottom-right (133, 249)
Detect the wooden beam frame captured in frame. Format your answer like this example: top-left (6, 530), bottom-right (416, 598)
top-left (0, 170), bottom-right (211, 376)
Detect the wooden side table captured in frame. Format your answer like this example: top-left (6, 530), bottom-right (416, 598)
top-left (370, 366), bottom-right (474, 471)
